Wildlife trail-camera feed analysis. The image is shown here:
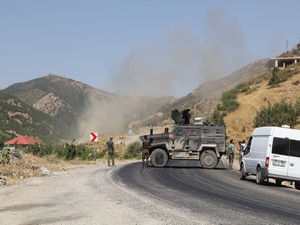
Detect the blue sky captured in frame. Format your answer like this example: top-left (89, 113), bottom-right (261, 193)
top-left (1, 0), bottom-right (299, 97)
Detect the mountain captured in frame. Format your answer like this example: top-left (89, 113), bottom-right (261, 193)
top-left (2, 74), bottom-right (175, 142)
top-left (5, 44), bottom-right (299, 143)
top-left (0, 91), bottom-right (73, 143)
top-left (139, 58), bottom-right (270, 126)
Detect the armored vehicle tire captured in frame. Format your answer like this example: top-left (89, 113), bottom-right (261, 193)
top-left (150, 149), bottom-right (168, 168)
top-left (200, 150), bottom-right (218, 169)
top-left (256, 167), bottom-right (265, 185)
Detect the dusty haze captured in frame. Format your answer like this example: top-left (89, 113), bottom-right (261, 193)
top-left (77, 8), bottom-right (252, 138)
top-left (107, 8), bottom-right (247, 98)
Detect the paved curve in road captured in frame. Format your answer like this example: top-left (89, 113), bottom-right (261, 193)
top-left (112, 159), bottom-right (300, 225)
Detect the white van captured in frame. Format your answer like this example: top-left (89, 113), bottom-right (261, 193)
top-left (240, 126), bottom-right (300, 190)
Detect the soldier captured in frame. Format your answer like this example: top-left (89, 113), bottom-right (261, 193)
top-left (228, 139), bottom-right (235, 170)
top-left (141, 135), bottom-right (150, 168)
top-left (106, 137), bottom-right (115, 166)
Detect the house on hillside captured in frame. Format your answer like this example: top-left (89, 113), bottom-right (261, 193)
top-left (271, 44), bottom-right (300, 69)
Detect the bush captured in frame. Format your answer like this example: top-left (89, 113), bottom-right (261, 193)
top-left (221, 89), bottom-right (240, 112)
top-left (123, 141), bottom-right (141, 159)
top-left (1, 147), bottom-right (11, 164)
top-left (210, 107), bottom-right (225, 125)
top-left (254, 101), bottom-right (298, 128)
top-left (269, 67), bottom-right (296, 86)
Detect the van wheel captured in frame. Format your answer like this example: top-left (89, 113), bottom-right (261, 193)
top-left (295, 181), bottom-right (300, 190)
top-left (256, 167), bottom-right (265, 185)
top-left (200, 150), bottom-right (218, 169)
top-left (275, 179), bottom-right (283, 186)
top-left (150, 149), bottom-right (168, 168)
top-left (240, 164), bottom-right (247, 180)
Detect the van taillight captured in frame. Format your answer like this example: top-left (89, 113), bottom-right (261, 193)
top-left (265, 157), bottom-right (270, 168)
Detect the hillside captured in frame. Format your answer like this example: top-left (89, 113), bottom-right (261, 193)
top-left (224, 64), bottom-right (300, 143)
top-left (145, 58), bottom-right (270, 125)
top-left (0, 91), bottom-right (73, 143)
top-left (2, 75), bottom-right (176, 142)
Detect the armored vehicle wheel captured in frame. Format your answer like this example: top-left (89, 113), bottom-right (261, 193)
top-left (200, 150), bottom-right (218, 169)
top-left (150, 149), bottom-right (168, 168)
top-left (256, 167), bottom-right (265, 185)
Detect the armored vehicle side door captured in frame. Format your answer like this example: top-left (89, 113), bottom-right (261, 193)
top-left (186, 128), bottom-right (201, 150)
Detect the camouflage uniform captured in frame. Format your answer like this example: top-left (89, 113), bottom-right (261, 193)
top-left (106, 137), bottom-right (115, 166)
top-left (141, 135), bottom-right (150, 168)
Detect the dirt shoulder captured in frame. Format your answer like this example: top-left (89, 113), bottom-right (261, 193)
top-left (0, 160), bottom-right (161, 225)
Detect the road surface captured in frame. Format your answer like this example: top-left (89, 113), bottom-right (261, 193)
top-left (0, 158), bottom-right (299, 225)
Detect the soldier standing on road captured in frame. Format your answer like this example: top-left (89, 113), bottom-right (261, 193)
top-left (141, 135), bottom-right (151, 168)
top-left (106, 137), bottom-right (115, 166)
top-left (228, 139), bottom-right (235, 170)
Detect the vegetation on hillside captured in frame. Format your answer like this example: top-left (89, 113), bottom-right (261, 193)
top-left (0, 91), bottom-right (73, 143)
top-left (269, 66), bottom-right (300, 86)
top-left (211, 62), bottom-right (300, 129)
top-left (254, 99), bottom-right (300, 128)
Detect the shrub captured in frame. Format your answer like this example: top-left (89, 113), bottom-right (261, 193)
top-left (24, 144), bottom-right (54, 157)
top-left (254, 101), bottom-right (298, 128)
top-left (221, 89), bottom-right (240, 113)
top-left (210, 107), bottom-right (225, 125)
top-left (269, 68), bottom-right (296, 86)
top-left (123, 141), bottom-right (141, 159)
top-left (1, 147), bottom-right (11, 164)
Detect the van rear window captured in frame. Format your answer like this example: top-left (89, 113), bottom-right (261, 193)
top-left (290, 139), bottom-right (300, 157)
top-left (272, 137), bottom-right (289, 156)
top-left (272, 137), bottom-right (300, 157)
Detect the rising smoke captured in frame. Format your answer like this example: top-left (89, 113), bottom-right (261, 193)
top-left (107, 7), bottom-right (246, 98)
top-left (77, 8), bottom-right (248, 139)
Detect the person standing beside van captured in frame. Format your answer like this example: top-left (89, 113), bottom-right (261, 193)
top-left (228, 139), bottom-right (235, 170)
top-left (238, 140), bottom-right (246, 170)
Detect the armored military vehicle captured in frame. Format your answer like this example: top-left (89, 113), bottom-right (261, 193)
top-left (140, 109), bottom-right (226, 169)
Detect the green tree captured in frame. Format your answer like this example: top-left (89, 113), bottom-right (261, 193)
top-left (210, 107), bottom-right (225, 125)
top-left (220, 89), bottom-right (240, 112)
top-left (254, 101), bottom-right (298, 128)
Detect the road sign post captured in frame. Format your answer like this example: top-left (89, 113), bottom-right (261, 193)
top-left (90, 132), bottom-right (98, 161)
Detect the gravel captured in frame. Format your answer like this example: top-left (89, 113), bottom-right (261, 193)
top-left (1, 161), bottom-right (202, 225)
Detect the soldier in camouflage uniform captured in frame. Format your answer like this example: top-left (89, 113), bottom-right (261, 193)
top-left (141, 135), bottom-right (150, 168)
top-left (106, 137), bottom-right (115, 166)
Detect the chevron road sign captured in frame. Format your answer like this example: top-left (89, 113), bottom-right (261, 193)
top-left (90, 132), bottom-right (98, 142)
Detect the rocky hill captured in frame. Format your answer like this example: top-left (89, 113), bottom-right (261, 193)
top-left (2, 45), bottom-right (299, 143)
top-left (2, 75), bottom-right (175, 142)
top-left (0, 91), bottom-right (72, 143)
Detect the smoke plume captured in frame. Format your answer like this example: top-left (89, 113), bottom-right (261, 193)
top-left (107, 7), bottom-right (246, 97)
top-left (76, 7), bottom-right (248, 139)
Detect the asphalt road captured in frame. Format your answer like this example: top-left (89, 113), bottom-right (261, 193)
top-left (113, 158), bottom-right (300, 225)
top-left (1, 159), bottom-right (299, 225)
